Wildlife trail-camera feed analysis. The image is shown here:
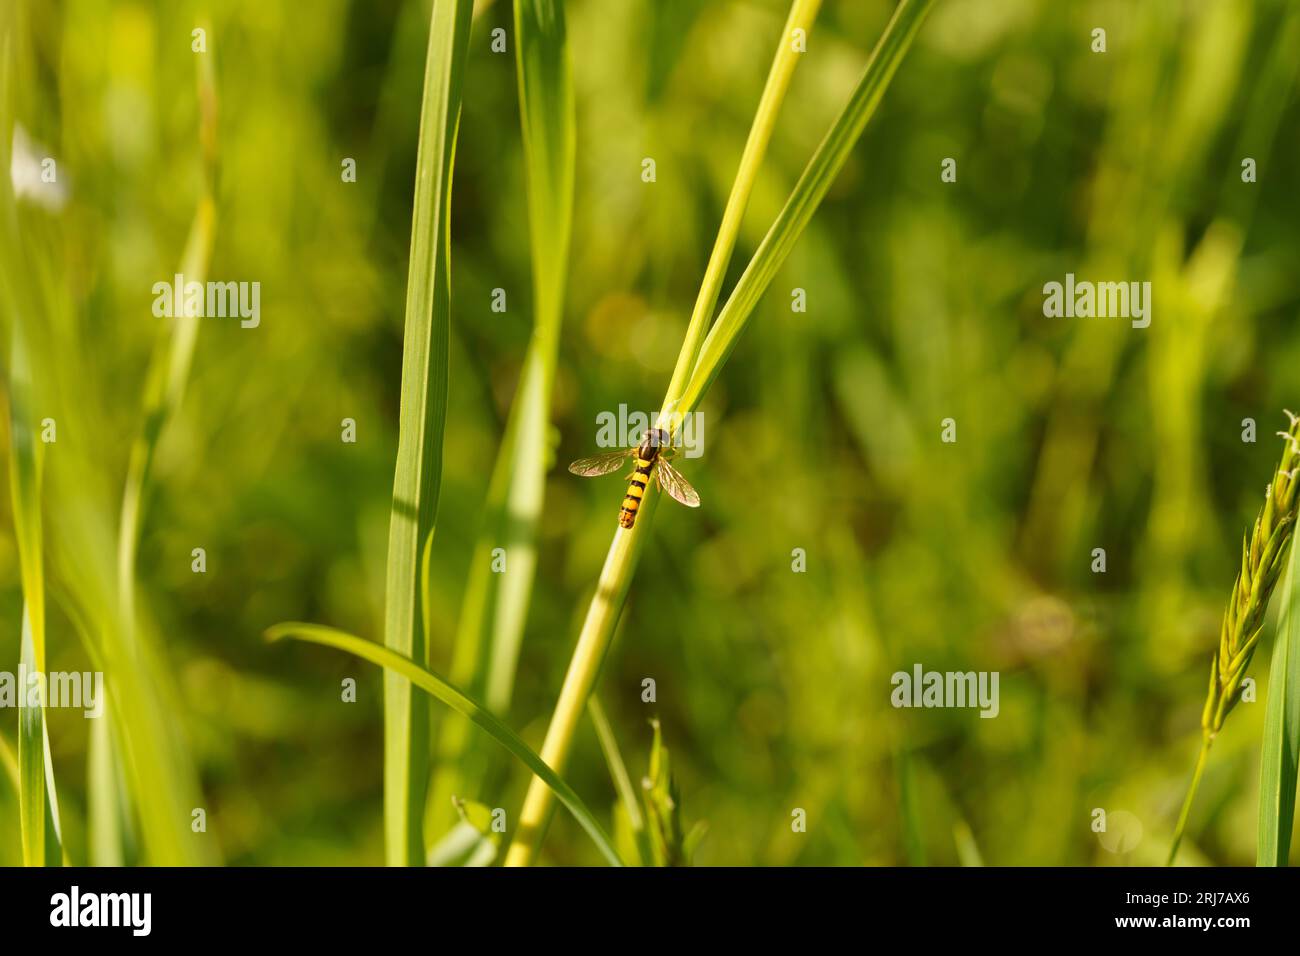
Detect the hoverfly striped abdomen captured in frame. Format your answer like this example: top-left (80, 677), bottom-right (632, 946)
top-left (618, 428), bottom-right (671, 529)
top-left (569, 425), bottom-right (698, 530)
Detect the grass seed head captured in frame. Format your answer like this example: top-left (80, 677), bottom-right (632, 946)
top-left (1201, 413), bottom-right (1300, 735)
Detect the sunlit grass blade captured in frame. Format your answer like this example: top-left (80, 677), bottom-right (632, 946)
top-left (383, 0), bottom-right (473, 866)
top-left (1258, 525), bottom-right (1300, 865)
top-left (428, 0), bottom-right (575, 839)
top-left (17, 604), bottom-right (49, 866)
top-left (266, 623), bottom-right (623, 866)
top-left (661, 0), bottom-right (823, 407)
top-left (7, 320), bottom-right (56, 867)
top-left (677, 0), bottom-right (935, 416)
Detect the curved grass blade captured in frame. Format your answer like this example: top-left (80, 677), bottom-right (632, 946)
top-left (266, 623), bottom-right (622, 866)
top-left (383, 0), bottom-right (473, 865)
top-left (1259, 525), bottom-right (1300, 865)
top-left (428, 0), bottom-right (576, 839)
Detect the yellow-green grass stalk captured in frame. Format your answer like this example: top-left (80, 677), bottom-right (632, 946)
top-left (504, 0), bottom-right (939, 867)
top-left (1168, 413), bottom-right (1300, 864)
top-left (381, 0), bottom-right (473, 865)
top-left (428, 0), bottom-right (575, 844)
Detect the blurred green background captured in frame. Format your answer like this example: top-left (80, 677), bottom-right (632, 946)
top-left (3, 0), bottom-right (1300, 865)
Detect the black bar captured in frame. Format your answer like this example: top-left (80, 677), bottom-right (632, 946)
top-left (0, 866), bottom-right (1292, 941)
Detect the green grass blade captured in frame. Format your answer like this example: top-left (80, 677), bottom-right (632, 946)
top-left (661, 0), bottom-right (823, 409)
top-left (267, 623), bottom-right (623, 867)
top-left (17, 604), bottom-right (46, 866)
top-left (383, 0), bottom-right (473, 866)
top-left (677, 0), bottom-right (935, 417)
top-left (1258, 534), bottom-right (1300, 865)
top-left (428, 0), bottom-right (576, 840)
top-left (7, 322), bottom-right (55, 867)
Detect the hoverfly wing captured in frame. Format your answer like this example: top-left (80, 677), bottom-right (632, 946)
top-left (655, 458), bottom-right (701, 507)
top-left (567, 449), bottom-right (634, 477)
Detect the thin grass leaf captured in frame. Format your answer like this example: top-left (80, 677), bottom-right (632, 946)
top-left (1258, 524), bottom-right (1300, 865)
top-left (6, 320), bottom-right (57, 867)
top-left (428, 0), bottom-right (575, 838)
top-left (383, 0), bottom-right (473, 866)
top-left (587, 695), bottom-right (650, 866)
top-left (677, 0), bottom-right (935, 417)
top-left (661, 0), bottom-right (824, 407)
top-left (10, 590), bottom-right (63, 869)
top-left (266, 623), bottom-right (623, 867)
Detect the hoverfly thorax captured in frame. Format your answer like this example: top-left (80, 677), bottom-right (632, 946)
top-left (637, 427), bottom-right (672, 461)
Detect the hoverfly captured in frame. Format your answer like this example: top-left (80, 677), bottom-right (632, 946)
top-left (568, 427), bottom-right (700, 529)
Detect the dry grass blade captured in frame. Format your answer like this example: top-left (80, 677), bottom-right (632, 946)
top-left (1168, 412), bottom-right (1300, 864)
